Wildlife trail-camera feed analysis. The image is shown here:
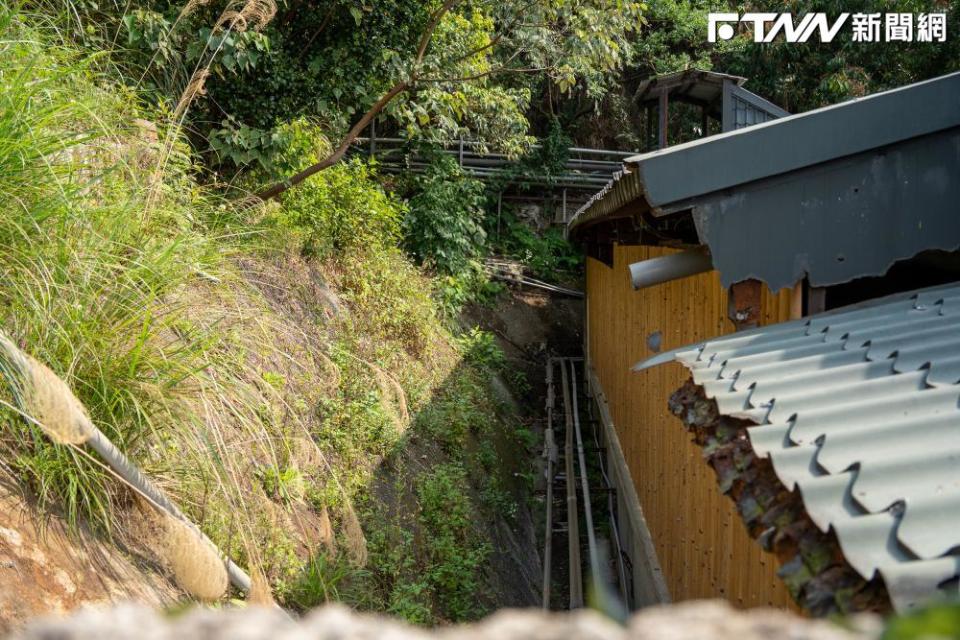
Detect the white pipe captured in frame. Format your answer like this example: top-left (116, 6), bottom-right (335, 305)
top-left (569, 360), bottom-right (603, 597)
top-left (0, 333), bottom-right (253, 593)
top-left (85, 429), bottom-right (252, 592)
top-left (628, 250), bottom-right (712, 290)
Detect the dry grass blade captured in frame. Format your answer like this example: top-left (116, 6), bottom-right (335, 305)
top-left (179, 0), bottom-right (216, 19)
top-left (340, 499), bottom-right (367, 567)
top-left (318, 505), bottom-right (336, 555)
top-left (0, 333), bottom-right (93, 445)
top-left (240, 0), bottom-right (278, 31)
top-left (353, 355), bottom-right (409, 432)
top-left (174, 68), bottom-right (210, 121)
top-left (247, 564), bottom-right (276, 606)
top-left (214, 10), bottom-right (248, 33)
top-left (162, 512), bottom-right (229, 602)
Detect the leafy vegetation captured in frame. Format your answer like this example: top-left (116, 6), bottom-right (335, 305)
top-left (883, 602), bottom-right (960, 640)
top-left (348, 345), bottom-right (528, 625)
top-left (11, 0), bottom-right (957, 629)
top-left (0, 2), bottom-right (543, 625)
top-left (265, 119), bottom-right (403, 259)
top-left (718, 0), bottom-right (960, 113)
top-left (415, 463), bottom-right (492, 620)
top-left (552, 0), bottom-right (960, 148)
top-left (48, 0), bottom-right (644, 197)
top-left (401, 152), bottom-right (487, 276)
top-left (0, 7), bottom-right (228, 531)
top-left (491, 215), bottom-right (582, 281)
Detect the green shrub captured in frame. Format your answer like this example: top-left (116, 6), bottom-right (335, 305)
top-left (273, 164), bottom-right (403, 259)
top-left (491, 213), bottom-right (582, 281)
top-left (209, 119), bottom-right (289, 171)
top-left (336, 247), bottom-right (444, 360)
top-left (883, 601), bottom-right (960, 640)
top-left (413, 371), bottom-right (488, 453)
top-left (402, 153), bottom-right (487, 276)
top-left (282, 553), bottom-right (372, 610)
top-left (416, 463), bottom-right (491, 621)
top-left (267, 119), bottom-right (402, 259)
top-left (257, 464), bottom-right (306, 504)
top-left (388, 581), bottom-right (435, 625)
top-left (435, 260), bottom-right (503, 318)
top-left (480, 475), bottom-right (517, 522)
top-left (456, 328), bottom-right (505, 373)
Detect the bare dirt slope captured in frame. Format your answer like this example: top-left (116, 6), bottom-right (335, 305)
top-left (464, 288), bottom-right (584, 399)
top-left (0, 482), bottom-right (178, 633)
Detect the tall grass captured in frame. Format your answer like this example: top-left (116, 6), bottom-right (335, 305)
top-left (0, 7), bottom-right (399, 607)
top-left (0, 5), bottom-right (263, 543)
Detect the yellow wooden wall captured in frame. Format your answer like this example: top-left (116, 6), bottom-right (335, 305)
top-left (586, 244), bottom-right (797, 609)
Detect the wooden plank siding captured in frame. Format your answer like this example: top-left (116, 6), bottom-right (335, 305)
top-left (586, 244), bottom-right (798, 609)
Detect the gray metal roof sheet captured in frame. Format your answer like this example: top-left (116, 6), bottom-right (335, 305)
top-left (625, 71), bottom-right (960, 209)
top-left (635, 283), bottom-right (960, 612)
top-left (570, 72), bottom-right (960, 233)
top-left (569, 73), bottom-right (960, 293)
top-left (633, 68), bottom-right (747, 104)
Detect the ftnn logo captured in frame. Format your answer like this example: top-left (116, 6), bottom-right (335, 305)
top-left (709, 12), bottom-right (849, 43)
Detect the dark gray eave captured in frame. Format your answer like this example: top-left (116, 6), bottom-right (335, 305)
top-left (569, 72), bottom-right (960, 292)
top-left (630, 71), bottom-right (960, 209)
top-left (633, 68), bottom-right (747, 106)
top-left (693, 127), bottom-right (960, 291)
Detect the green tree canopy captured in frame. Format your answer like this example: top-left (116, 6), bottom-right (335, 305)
top-left (72, 0), bottom-right (643, 196)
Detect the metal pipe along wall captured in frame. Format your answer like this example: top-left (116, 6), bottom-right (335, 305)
top-left (628, 250), bottom-right (713, 290)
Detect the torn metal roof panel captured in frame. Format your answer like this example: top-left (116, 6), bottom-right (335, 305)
top-left (646, 282), bottom-right (960, 611)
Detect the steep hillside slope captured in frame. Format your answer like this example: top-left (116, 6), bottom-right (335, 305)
top-left (0, 9), bottom-right (542, 627)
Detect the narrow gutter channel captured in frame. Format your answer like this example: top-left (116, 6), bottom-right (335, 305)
top-left (541, 357), bottom-right (628, 615)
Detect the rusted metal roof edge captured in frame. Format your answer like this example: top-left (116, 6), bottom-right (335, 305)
top-left (567, 165), bottom-right (648, 238)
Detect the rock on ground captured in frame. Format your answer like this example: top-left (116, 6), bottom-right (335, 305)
top-left (9, 600), bottom-right (880, 640)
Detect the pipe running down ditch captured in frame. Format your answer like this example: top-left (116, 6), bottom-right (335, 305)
top-left (542, 356), bottom-right (629, 613)
top-left (86, 429), bottom-right (252, 592)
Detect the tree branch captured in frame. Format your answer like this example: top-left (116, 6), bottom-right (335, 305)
top-left (415, 0), bottom-right (461, 68)
top-left (254, 80), bottom-right (409, 202)
top-left (253, 1), bottom-right (463, 203)
top-left (426, 65), bottom-right (550, 84)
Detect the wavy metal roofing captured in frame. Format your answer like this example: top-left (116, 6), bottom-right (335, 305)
top-left (637, 283), bottom-right (960, 612)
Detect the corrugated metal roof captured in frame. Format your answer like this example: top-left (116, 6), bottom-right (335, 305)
top-left (636, 283), bottom-right (960, 612)
top-left (570, 72), bottom-right (960, 235)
